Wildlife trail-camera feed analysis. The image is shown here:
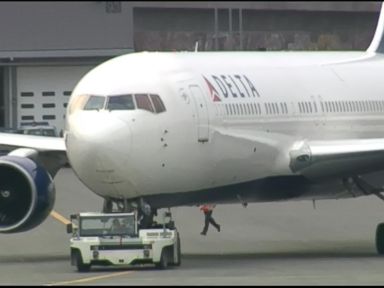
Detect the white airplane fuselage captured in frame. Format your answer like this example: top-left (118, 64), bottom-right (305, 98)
top-left (65, 51), bottom-right (384, 207)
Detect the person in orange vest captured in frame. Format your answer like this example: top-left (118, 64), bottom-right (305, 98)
top-left (200, 204), bottom-right (220, 235)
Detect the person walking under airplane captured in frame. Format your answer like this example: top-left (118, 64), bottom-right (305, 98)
top-left (200, 204), bottom-right (221, 235)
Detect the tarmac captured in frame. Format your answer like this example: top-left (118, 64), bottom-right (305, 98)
top-left (1, 168), bottom-right (384, 285)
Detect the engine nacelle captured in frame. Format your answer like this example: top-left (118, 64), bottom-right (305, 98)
top-left (0, 155), bottom-right (55, 233)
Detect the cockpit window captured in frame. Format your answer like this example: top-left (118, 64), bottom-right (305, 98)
top-left (135, 94), bottom-right (155, 113)
top-left (106, 94), bottom-right (135, 110)
top-left (68, 94), bottom-right (89, 114)
top-left (150, 94), bottom-right (166, 113)
top-left (83, 95), bottom-right (105, 110)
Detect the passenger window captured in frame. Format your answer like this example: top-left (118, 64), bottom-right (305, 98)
top-left (330, 101), bottom-right (336, 112)
top-left (84, 95), bottom-right (105, 110)
top-left (350, 101), bottom-right (354, 112)
top-left (135, 94), bottom-right (155, 112)
top-left (150, 94), bottom-right (166, 113)
top-left (347, 101), bottom-right (352, 112)
top-left (247, 103), bottom-right (251, 115)
top-left (313, 102), bottom-right (317, 113)
top-left (271, 103), bottom-right (276, 114)
top-left (107, 94), bottom-right (135, 110)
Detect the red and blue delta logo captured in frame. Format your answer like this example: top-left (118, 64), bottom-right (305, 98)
top-left (202, 74), bottom-right (260, 101)
top-left (203, 76), bottom-right (221, 102)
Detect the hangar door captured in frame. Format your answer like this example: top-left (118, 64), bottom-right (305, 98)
top-left (16, 66), bottom-right (93, 133)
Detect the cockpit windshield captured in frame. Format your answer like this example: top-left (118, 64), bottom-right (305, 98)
top-left (68, 93), bottom-right (166, 115)
top-left (135, 94), bottom-right (155, 113)
top-left (106, 93), bottom-right (166, 113)
top-left (83, 95), bottom-right (105, 110)
top-left (150, 94), bottom-right (166, 113)
top-left (106, 95), bottom-right (135, 110)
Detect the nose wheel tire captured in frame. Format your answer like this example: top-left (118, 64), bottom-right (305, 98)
top-left (156, 249), bottom-right (168, 270)
top-left (73, 250), bottom-right (91, 272)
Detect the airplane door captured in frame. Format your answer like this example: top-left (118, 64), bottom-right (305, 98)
top-left (189, 85), bottom-right (209, 142)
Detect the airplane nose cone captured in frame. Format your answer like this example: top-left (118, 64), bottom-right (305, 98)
top-left (67, 111), bottom-right (131, 157)
top-left (65, 111), bottom-right (133, 196)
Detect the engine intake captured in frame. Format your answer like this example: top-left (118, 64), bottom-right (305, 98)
top-left (0, 155), bottom-right (55, 233)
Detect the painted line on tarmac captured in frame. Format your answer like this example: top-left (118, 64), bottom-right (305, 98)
top-left (44, 271), bottom-right (134, 286)
top-left (50, 210), bottom-right (71, 225)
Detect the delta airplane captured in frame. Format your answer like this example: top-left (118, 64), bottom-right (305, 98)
top-left (2, 4), bottom-right (384, 253)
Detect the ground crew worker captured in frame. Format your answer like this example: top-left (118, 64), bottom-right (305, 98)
top-left (200, 204), bottom-right (220, 235)
top-left (110, 218), bottom-right (122, 233)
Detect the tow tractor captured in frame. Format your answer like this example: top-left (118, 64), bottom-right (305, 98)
top-left (66, 210), bottom-right (181, 272)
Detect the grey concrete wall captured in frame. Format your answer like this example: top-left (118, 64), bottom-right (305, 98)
top-left (130, 1), bottom-right (381, 12)
top-left (133, 8), bottom-right (379, 51)
top-left (0, 2), bottom-right (379, 55)
top-left (0, 2), bottom-right (133, 54)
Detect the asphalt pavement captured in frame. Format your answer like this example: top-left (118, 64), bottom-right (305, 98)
top-left (0, 168), bottom-right (384, 285)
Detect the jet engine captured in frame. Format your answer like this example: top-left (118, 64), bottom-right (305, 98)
top-left (0, 155), bottom-right (55, 233)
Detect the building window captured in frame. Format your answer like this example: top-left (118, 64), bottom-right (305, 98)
top-left (21, 104), bottom-right (34, 109)
top-left (42, 91), bottom-right (55, 97)
top-left (42, 103), bottom-right (56, 108)
top-left (21, 115), bottom-right (34, 120)
top-left (21, 92), bottom-right (34, 97)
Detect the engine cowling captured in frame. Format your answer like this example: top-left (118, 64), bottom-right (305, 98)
top-left (0, 155), bottom-right (55, 233)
